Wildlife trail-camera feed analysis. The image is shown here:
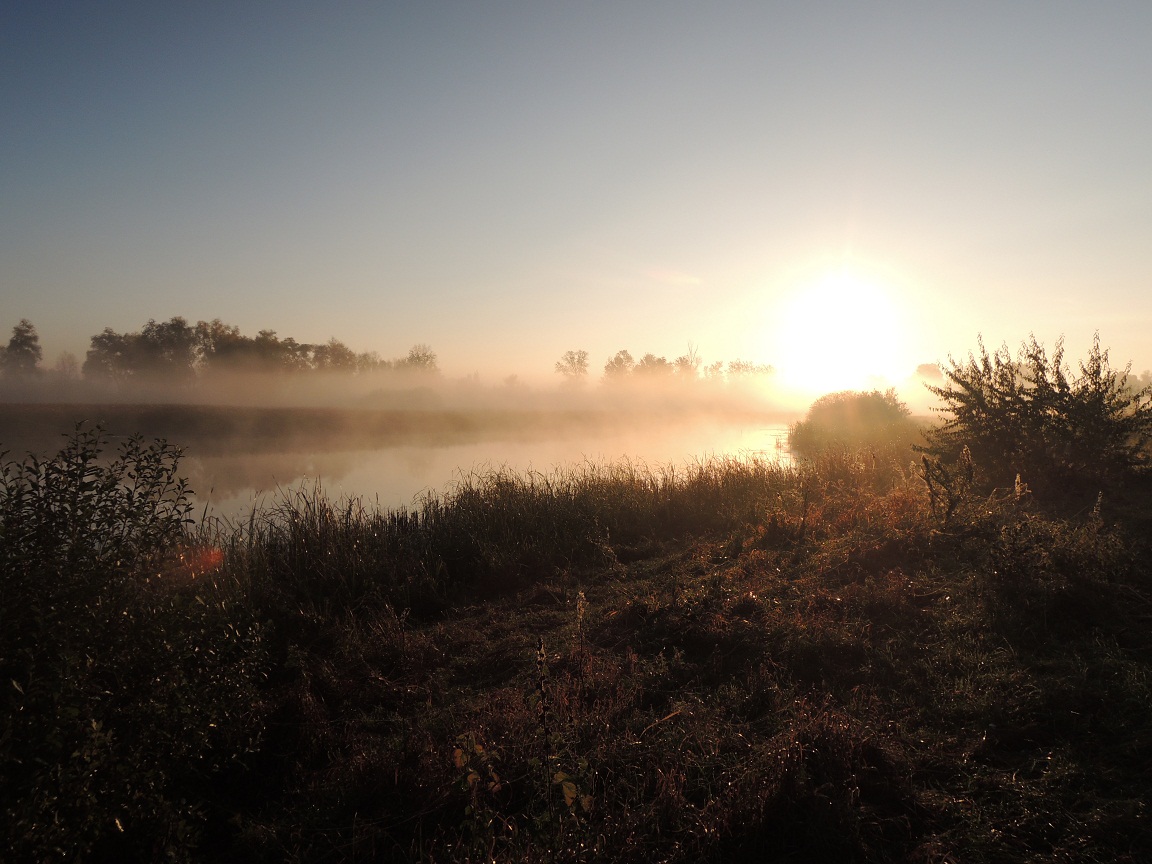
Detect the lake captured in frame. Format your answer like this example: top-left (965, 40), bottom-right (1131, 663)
top-left (185, 419), bottom-right (792, 520)
top-left (0, 403), bottom-right (795, 521)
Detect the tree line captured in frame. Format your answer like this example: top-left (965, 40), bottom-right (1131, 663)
top-left (1, 318), bottom-right (776, 389)
top-left (0, 317), bottom-right (438, 385)
top-left (555, 346), bottom-right (774, 386)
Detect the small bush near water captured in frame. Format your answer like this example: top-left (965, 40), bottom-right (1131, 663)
top-left (1, 427), bottom-right (265, 862)
top-left (788, 388), bottom-right (921, 458)
top-left (4, 362), bottom-right (1152, 863)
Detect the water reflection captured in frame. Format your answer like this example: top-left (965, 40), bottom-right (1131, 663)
top-left (186, 420), bottom-right (791, 520)
top-left (0, 403), bottom-right (793, 521)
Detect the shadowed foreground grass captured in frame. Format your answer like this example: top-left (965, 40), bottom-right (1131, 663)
top-left (3, 429), bottom-right (1152, 862)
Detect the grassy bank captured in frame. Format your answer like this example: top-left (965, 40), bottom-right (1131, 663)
top-left (3, 428), bottom-right (1152, 862)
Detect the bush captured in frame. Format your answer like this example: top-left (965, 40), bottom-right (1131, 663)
top-left (1, 425), bottom-right (265, 862)
top-left (922, 334), bottom-right (1152, 499)
top-left (788, 389), bottom-right (918, 456)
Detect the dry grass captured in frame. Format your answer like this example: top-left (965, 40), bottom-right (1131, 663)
top-left (4, 429), bottom-right (1152, 862)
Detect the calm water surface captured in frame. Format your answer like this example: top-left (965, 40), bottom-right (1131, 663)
top-left (185, 419), bottom-right (792, 521)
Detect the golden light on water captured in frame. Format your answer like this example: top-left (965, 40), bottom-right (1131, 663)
top-left (772, 268), bottom-right (912, 400)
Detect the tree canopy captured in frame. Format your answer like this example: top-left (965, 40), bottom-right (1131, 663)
top-left (554, 350), bottom-right (589, 385)
top-left (74, 317), bottom-right (414, 384)
top-left (1, 319), bottom-right (42, 378)
top-left (922, 334), bottom-right (1152, 497)
top-left (5, 317), bottom-right (779, 395)
top-left (600, 347), bottom-right (771, 386)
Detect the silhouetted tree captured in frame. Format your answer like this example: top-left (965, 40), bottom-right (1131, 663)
top-left (922, 334), bottom-right (1152, 496)
top-left (673, 345), bottom-right (701, 379)
top-left (193, 319), bottom-right (244, 370)
top-left (702, 360), bottom-right (725, 380)
top-left (137, 317), bottom-right (198, 382)
top-left (355, 351), bottom-right (390, 374)
top-left (254, 330), bottom-right (310, 372)
top-left (1, 319), bottom-right (42, 378)
top-left (634, 353), bottom-right (673, 378)
top-left (312, 338), bottom-right (358, 372)
top-left (726, 359), bottom-right (774, 380)
top-left (80, 316), bottom-right (393, 383)
top-left (397, 344), bottom-right (439, 374)
top-left (194, 322), bottom-right (309, 374)
top-left (603, 349), bottom-right (635, 382)
top-left (83, 328), bottom-right (135, 383)
top-left (82, 318), bottom-right (198, 384)
top-left (554, 350), bottom-right (589, 385)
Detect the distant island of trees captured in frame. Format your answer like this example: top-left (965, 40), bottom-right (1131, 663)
top-left (1, 317), bottom-right (436, 385)
top-left (0, 317), bottom-right (777, 394)
top-left (13, 316), bottom-right (1146, 412)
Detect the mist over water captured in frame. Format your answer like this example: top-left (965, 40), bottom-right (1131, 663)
top-left (185, 417), bottom-right (791, 520)
top-left (0, 381), bottom-right (796, 523)
top-left (0, 316), bottom-right (944, 523)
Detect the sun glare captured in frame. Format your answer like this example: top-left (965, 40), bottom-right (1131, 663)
top-left (772, 269), bottom-right (910, 401)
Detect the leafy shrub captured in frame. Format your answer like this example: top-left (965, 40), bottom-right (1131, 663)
top-left (2, 425), bottom-right (195, 688)
top-left (922, 334), bottom-right (1152, 499)
top-left (788, 388), bottom-right (918, 456)
top-left (1, 425), bottom-right (265, 862)
top-left (1, 424), bottom-right (192, 577)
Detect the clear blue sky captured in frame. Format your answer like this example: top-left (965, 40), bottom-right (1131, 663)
top-left (3, 1), bottom-right (1151, 393)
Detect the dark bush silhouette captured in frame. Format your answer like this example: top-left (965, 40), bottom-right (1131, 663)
top-left (921, 334), bottom-right (1152, 498)
top-left (1, 426), bottom-right (263, 861)
top-left (789, 388), bottom-right (916, 456)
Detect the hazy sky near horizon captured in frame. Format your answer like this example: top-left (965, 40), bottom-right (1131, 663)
top-left (3, 2), bottom-right (1151, 397)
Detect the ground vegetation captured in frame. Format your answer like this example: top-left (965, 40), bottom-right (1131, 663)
top-left (3, 338), bottom-right (1152, 861)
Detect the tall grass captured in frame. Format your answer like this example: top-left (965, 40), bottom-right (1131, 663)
top-left (3, 426), bottom-right (1151, 862)
top-left (218, 454), bottom-right (803, 620)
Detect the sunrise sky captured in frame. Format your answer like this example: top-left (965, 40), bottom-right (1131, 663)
top-left (3, 2), bottom-right (1151, 398)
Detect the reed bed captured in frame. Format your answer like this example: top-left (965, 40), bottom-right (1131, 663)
top-left (211, 454), bottom-right (804, 619)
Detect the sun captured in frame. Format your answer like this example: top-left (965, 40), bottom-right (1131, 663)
top-left (772, 269), bottom-right (911, 401)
